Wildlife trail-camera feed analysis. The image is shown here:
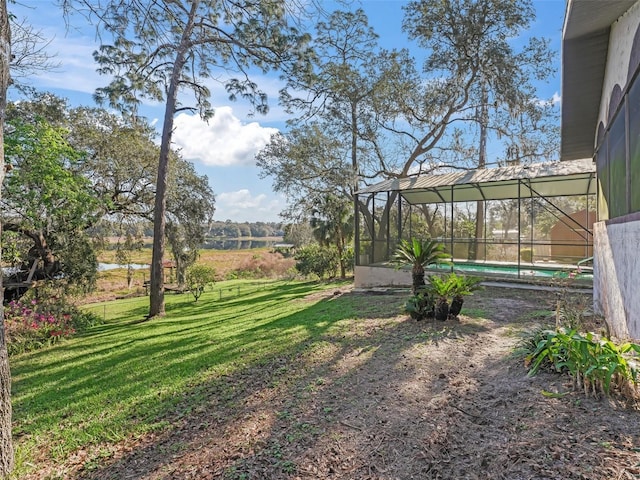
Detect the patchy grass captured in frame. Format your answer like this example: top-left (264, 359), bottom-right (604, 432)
top-left (11, 284), bottom-right (638, 480)
top-left (10, 279), bottom-right (355, 477)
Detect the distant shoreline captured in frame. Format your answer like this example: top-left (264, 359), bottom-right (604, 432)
top-left (103, 236), bottom-right (284, 244)
top-left (205, 236), bottom-right (284, 242)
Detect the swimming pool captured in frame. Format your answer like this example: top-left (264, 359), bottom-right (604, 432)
top-left (428, 262), bottom-right (593, 281)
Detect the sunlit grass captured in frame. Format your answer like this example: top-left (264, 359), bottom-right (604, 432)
top-left (10, 279), bottom-right (356, 476)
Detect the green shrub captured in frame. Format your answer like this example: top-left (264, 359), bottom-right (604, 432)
top-left (186, 264), bottom-right (216, 301)
top-left (403, 289), bottom-right (435, 321)
top-left (402, 272), bottom-right (482, 321)
top-left (4, 298), bottom-right (103, 355)
top-left (520, 248), bottom-right (533, 263)
top-left (524, 328), bottom-right (640, 398)
top-left (341, 246), bottom-right (355, 275)
top-left (294, 244), bottom-right (339, 279)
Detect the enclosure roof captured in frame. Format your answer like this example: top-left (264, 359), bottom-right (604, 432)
top-left (356, 159), bottom-right (596, 205)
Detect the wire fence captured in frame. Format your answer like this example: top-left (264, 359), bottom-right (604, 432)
top-left (85, 280), bottom-right (283, 322)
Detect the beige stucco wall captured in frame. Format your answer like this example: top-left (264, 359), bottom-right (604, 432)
top-left (593, 221), bottom-right (640, 339)
top-left (597, 1), bottom-right (640, 128)
top-left (591, 3), bottom-right (640, 340)
top-left (354, 266), bottom-right (410, 289)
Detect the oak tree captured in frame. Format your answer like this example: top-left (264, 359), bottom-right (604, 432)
top-left (402, 0), bottom-right (556, 259)
top-left (3, 95), bottom-right (214, 301)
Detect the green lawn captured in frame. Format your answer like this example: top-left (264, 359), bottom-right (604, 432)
top-left (9, 279), bottom-right (357, 477)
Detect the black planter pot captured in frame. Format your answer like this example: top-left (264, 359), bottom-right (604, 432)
top-left (449, 295), bottom-right (464, 318)
top-left (435, 298), bottom-right (449, 321)
top-left (426, 305), bottom-right (435, 319)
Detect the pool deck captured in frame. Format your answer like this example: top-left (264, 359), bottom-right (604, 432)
top-left (481, 280), bottom-right (591, 293)
top-left (354, 260), bottom-right (593, 290)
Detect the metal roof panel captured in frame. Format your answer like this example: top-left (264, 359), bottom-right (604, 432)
top-left (356, 159), bottom-right (596, 204)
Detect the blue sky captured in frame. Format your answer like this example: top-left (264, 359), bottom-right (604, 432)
top-left (7, 0), bottom-right (566, 223)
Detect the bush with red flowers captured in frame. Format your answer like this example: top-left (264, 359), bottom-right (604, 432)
top-left (4, 298), bottom-right (102, 355)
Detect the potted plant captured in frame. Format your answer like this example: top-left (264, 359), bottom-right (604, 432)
top-left (427, 275), bottom-right (454, 321)
top-left (447, 273), bottom-right (483, 318)
top-left (393, 238), bottom-right (450, 294)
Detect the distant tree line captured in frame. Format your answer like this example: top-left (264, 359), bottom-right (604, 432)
top-left (206, 221), bottom-right (284, 239)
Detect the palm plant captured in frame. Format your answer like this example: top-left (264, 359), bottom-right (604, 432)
top-left (428, 274), bottom-right (454, 321)
top-left (448, 273), bottom-right (483, 318)
top-left (403, 289), bottom-right (435, 321)
top-left (393, 238), bottom-right (450, 293)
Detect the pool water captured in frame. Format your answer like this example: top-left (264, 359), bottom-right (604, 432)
top-left (428, 262), bottom-right (593, 280)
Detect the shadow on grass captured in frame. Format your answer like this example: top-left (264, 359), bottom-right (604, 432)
top-left (11, 282), bottom-right (400, 467)
top-left (19, 287), bottom-right (494, 479)
top-left (66, 286), bottom-right (635, 480)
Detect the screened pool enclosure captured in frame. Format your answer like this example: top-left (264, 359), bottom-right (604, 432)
top-left (354, 159), bottom-right (596, 288)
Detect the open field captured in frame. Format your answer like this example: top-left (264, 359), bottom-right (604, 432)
top-left (9, 278), bottom-right (640, 479)
top-left (91, 247), bottom-right (295, 302)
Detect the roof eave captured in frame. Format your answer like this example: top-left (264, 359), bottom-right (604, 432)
top-left (560, 0), bottom-right (637, 161)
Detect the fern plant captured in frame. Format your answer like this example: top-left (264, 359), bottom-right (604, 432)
top-left (426, 275), bottom-right (454, 321)
top-left (403, 289), bottom-right (435, 321)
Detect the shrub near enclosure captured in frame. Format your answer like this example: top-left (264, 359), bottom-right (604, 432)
top-left (294, 244), bottom-right (339, 279)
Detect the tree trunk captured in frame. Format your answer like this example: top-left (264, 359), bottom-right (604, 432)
top-left (148, 103), bottom-right (172, 317)
top-left (0, 0), bottom-right (15, 474)
top-left (336, 225), bottom-right (346, 279)
top-left (149, 2), bottom-right (198, 318)
top-left (176, 258), bottom-right (186, 288)
top-left (350, 99), bottom-right (358, 277)
top-left (471, 85), bottom-right (488, 261)
top-left (126, 266), bottom-right (133, 290)
top-left (418, 204), bottom-right (441, 238)
top-left (449, 294), bottom-right (464, 318)
top-left (411, 265), bottom-right (425, 294)
top-left (435, 297), bottom-right (449, 321)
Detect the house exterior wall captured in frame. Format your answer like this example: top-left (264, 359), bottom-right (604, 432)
top-left (593, 221), bottom-right (640, 338)
top-left (593, 2), bottom-right (640, 339)
top-left (597, 1), bottom-right (640, 127)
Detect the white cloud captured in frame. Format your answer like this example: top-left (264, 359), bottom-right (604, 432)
top-left (23, 33), bottom-right (102, 94)
top-left (172, 108), bottom-right (279, 167)
top-left (216, 189), bottom-right (285, 222)
top-left (536, 91), bottom-right (562, 107)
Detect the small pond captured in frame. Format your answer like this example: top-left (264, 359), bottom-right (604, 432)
top-left (98, 263), bottom-right (149, 271)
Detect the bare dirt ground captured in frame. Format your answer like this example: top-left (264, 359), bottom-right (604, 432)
top-left (70, 286), bottom-right (639, 480)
